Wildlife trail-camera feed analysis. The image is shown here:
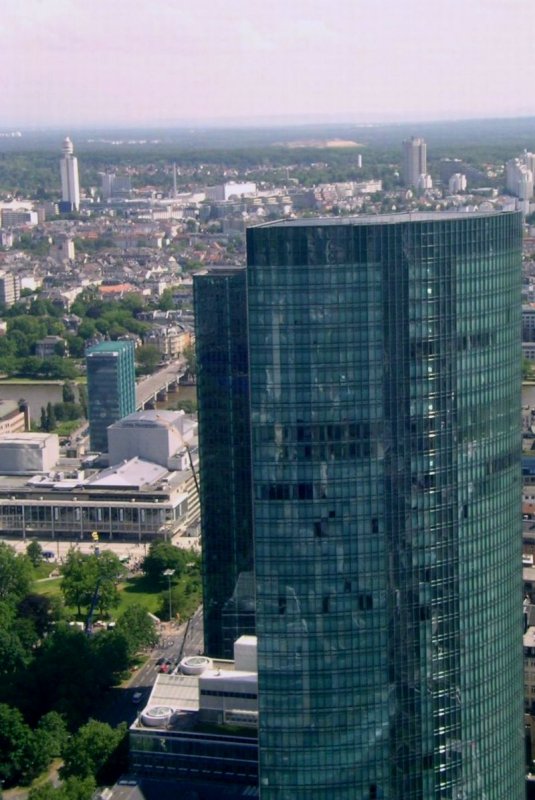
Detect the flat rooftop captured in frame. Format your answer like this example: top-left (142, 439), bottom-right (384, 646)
top-left (86, 341), bottom-right (133, 354)
top-left (251, 210), bottom-right (517, 228)
top-left (132, 660), bottom-right (258, 737)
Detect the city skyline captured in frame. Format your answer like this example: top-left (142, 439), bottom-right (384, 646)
top-left (2, 0), bottom-right (535, 128)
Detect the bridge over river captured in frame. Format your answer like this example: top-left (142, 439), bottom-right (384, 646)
top-left (135, 359), bottom-right (188, 410)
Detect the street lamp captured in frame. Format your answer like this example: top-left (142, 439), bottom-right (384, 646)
top-left (163, 568), bottom-right (175, 621)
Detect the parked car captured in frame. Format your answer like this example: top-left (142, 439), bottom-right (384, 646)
top-left (132, 692), bottom-right (143, 704)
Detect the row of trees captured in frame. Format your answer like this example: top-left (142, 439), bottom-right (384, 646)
top-left (0, 542), bottom-right (163, 793)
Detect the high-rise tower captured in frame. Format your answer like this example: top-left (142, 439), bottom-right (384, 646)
top-left (246, 212), bottom-right (523, 800)
top-left (60, 136), bottom-right (80, 212)
top-left (86, 341), bottom-right (136, 453)
top-left (403, 136), bottom-right (427, 188)
top-left (194, 268), bottom-right (255, 658)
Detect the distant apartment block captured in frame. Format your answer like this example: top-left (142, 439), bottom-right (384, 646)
top-left (402, 136), bottom-right (427, 187)
top-left (448, 173), bottom-right (467, 193)
top-left (0, 230), bottom-right (14, 248)
top-left (144, 324), bottom-right (190, 361)
top-left (506, 153), bottom-right (535, 200)
top-left (205, 182), bottom-right (257, 202)
top-left (0, 401), bottom-right (29, 435)
top-left (0, 209), bottom-right (39, 227)
top-left (35, 336), bottom-right (67, 359)
top-left (100, 172), bottom-right (132, 200)
top-left (50, 236), bottom-right (75, 263)
top-left (0, 271), bottom-right (21, 307)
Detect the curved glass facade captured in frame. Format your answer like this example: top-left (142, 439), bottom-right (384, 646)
top-left (246, 213), bottom-right (524, 800)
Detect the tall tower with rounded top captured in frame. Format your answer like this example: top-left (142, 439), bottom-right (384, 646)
top-left (60, 136), bottom-right (80, 211)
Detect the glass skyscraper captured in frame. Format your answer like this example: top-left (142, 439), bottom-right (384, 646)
top-left (246, 213), bottom-right (524, 800)
top-left (194, 269), bottom-right (255, 658)
top-left (86, 340), bottom-right (136, 452)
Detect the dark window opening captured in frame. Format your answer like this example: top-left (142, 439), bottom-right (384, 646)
top-left (358, 594), bottom-right (373, 611)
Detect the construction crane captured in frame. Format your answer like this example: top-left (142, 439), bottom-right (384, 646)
top-left (184, 443), bottom-right (200, 499)
top-left (85, 578), bottom-right (101, 635)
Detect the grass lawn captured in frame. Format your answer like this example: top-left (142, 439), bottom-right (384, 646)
top-left (55, 419), bottom-right (83, 436)
top-left (32, 571), bottom-right (165, 619)
top-left (117, 574), bottom-right (163, 615)
top-left (32, 561), bottom-right (58, 580)
top-left (33, 575), bottom-right (63, 600)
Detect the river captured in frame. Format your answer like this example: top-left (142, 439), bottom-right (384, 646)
top-left (0, 380), bottom-right (197, 424)
top-left (0, 381), bottom-right (66, 423)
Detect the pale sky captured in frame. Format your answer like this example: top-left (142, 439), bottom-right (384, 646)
top-left (2, 0), bottom-right (535, 128)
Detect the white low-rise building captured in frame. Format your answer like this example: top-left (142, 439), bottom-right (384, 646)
top-left (0, 433), bottom-right (60, 474)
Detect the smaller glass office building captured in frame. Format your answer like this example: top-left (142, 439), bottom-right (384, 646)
top-left (86, 340), bottom-right (136, 453)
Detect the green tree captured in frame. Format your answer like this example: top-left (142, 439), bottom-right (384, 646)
top-left (60, 720), bottom-right (127, 781)
top-left (77, 385), bottom-right (88, 418)
top-left (18, 593), bottom-right (59, 638)
top-left (0, 626), bottom-right (32, 682)
top-left (182, 343), bottom-right (196, 377)
top-left (36, 711), bottom-right (68, 759)
top-left (136, 344), bottom-right (161, 374)
top-left (90, 629), bottom-right (129, 683)
top-left (28, 626), bottom-right (122, 725)
top-left (93, 551), bottom-right (124, 617)
top-left (62, 382), bottom-right (76, 404)
top-left (0, 543), bottom-right (32, 604)
top-left (141, 541), bottom-right (187, 582)
top-left (158, 288), bottom-right (175, 311)
top-left (76, 320), bottom-right (96, 341)
top-left (0, 704), bottom-right (38, 786)
top-left (60, 550), bottom-right (96, 616)
top-left (120, 293), bottom-right (145, 314)
top-left (116, 604), bottom-right (158, 657)
top-left (28, 782), bottom-right (59, 800)
top-left (174, 398), bottom-right (197, 414)
top-left (26, 539), bottom-right (43, 567)
top-left (29, 776), bottom-right (96, 800)
top-left (46, 402), bottom-right (56, 431)
top-left (60, 550), bottom-right (123, 618)
top-left (64, 335), bottom-right (85, 359)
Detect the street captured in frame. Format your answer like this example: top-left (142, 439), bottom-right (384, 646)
top-left (97, 605), bottom-right (204, 728)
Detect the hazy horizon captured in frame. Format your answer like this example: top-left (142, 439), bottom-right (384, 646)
top-left (5, 111), bottom-right (535, 135)
top-left (2, 0), bottom-right (535, 130)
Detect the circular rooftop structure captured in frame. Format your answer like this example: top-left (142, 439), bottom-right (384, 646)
top-left (180, 655), bottom-right (212, 675)
top-left (141, 705), bottom-right (174, 727)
